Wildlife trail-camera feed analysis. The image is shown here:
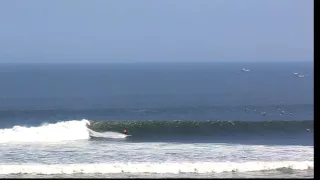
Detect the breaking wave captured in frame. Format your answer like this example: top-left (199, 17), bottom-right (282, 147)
top-left (0, 119), bottom-right (313, 143)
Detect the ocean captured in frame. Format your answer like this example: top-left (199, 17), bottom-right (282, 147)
top-left (0, 62), bottom-right (314, 178)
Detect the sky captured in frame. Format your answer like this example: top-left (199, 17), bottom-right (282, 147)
top-left (0, 0), bottom-right (313, 63)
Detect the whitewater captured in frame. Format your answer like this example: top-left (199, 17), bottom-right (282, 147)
top-left (0, 161), bottom-right (313, 175)
top-left (0, 119), bottom-right (127, 143)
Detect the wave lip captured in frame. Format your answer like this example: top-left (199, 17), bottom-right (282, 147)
top-left (0, 161), bottom-right (313, 175)
top-left (0, 120), bottom-right (91, 143)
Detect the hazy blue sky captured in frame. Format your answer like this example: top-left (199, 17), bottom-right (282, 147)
top-left (0, 0), bottom-right (313, 63)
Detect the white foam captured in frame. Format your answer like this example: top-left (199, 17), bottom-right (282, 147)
top-left (88, 129), bottom-right (127, 139)
top-left (0, 120), bottom-right (91, 143)
top-left (0, 161), bottom-right (313, 175)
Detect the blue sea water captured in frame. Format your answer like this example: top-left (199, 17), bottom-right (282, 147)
top-left (0, 62), bottom-right (314, 178)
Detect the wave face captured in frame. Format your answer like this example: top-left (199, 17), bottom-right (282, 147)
top-left (0, 161), bottom-right (313, 175)
top-left (88, 120), bottom-right (313, 137)
top-left (0, 120), bottom-right (91, 143)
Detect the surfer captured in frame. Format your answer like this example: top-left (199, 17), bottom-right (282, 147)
top-left (123, 129), bottom-right (127, 135)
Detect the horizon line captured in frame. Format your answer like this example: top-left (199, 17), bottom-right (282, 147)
top-left (0, 61), bottom-right (314, 64)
